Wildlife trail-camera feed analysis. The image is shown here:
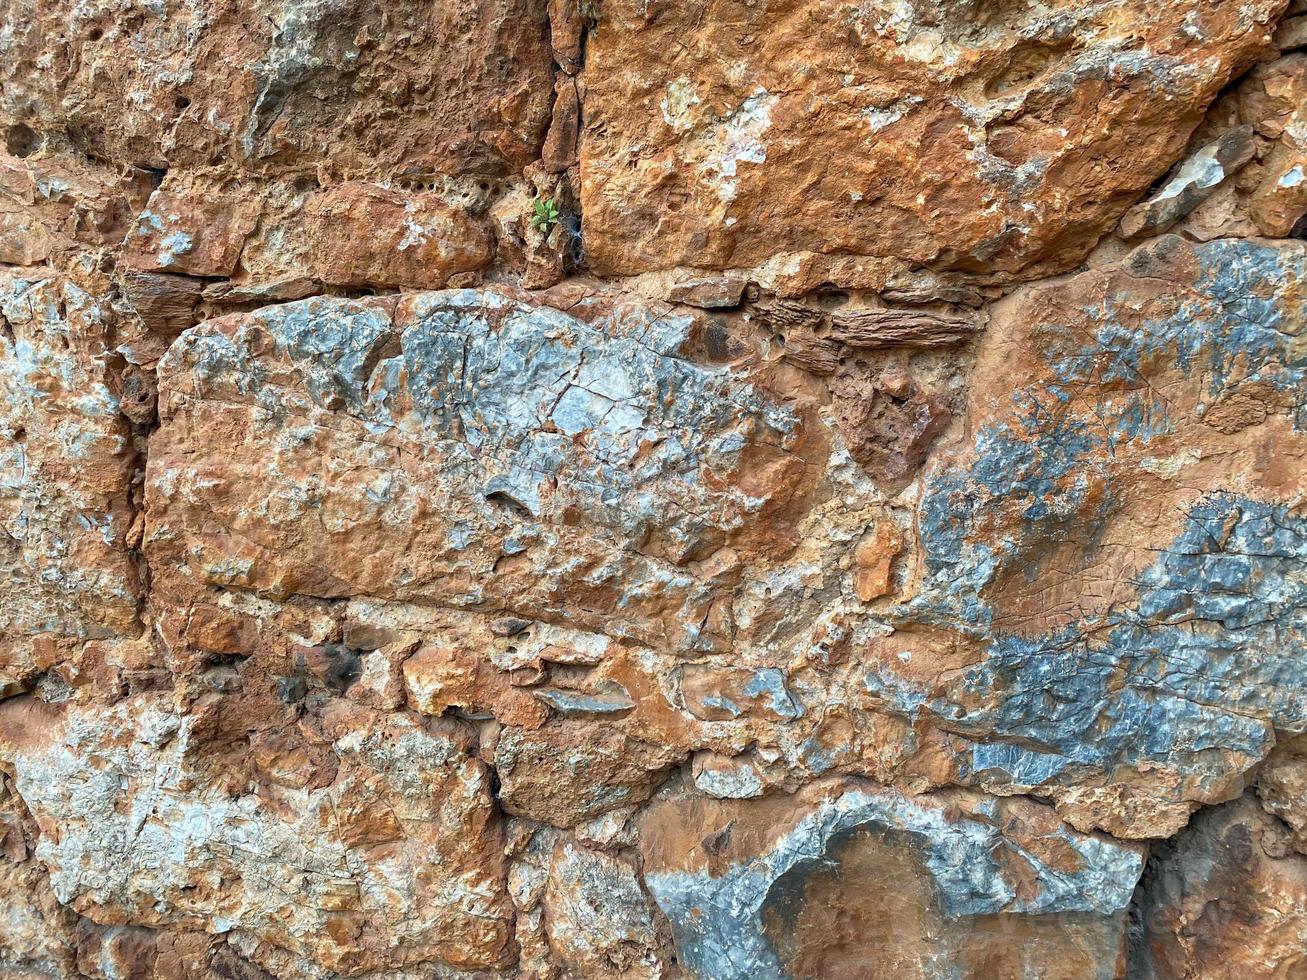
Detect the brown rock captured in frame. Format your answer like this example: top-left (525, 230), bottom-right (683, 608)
top-left (887, 235), bottom-right (1307, 838)
top-left (124, 179), bottom-right (256, 277)
top-left (1133, 795), bottom-right (1307, 978)
top-left (679, 664), bottom-right (803, 723)
top-left (404, 642), bottom-right (547, 727)
top-left (637, 779), bottom-right (1143, 979)
top-left (1167, 54), bottom-right (1307, 240)
top-left (117, 270), bottom-right (204, 351)
top-left (75, 923), bottom-right (158, 980)
top-left (0, 149), bottom-right (149, 267)
top-left (0, 774), bottom-right (79, 976)
top-left (832, 364), bottom-right (954, 490)
top-left (240, 180), bottom-right (496, 290)
top-left (495, 722), bottom-right (680, 826)
top-left (145, 288), bottom-right (823, 653)
top-left (667, 275), bottom-right (750, 310)
top-left (0, 0), bottom-right (553, 176)
top-left (854, 521), bottom-right (903, 602)
top-left (581, 0), bottom-right (1283, 283)
top-left (1, 2), bottom-right (1305, 969)
top-left (1119, 125), bottom-right (1259, 238)
top-left (548, 0), bottom-right (586, 74)
top-left (543, 77), bottom-right (581, 174)
top-left (1258, 735), bottom-right (1307, 855)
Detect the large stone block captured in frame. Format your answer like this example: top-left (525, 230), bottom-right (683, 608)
top-left (0, 272), bottom-right (141, 690)
top-left (145, 288), bottom-right (822, 651)
top-left (581, 0), bottom-right (1284, 284)
top-left (638, 779), bottom-right (1143, 979)
top-left (880, 236), bottom-right (1307, 836)
top-left (0, 696), bottom-right (513, 976)
top-left (0, 0), bottom-right (553, 177)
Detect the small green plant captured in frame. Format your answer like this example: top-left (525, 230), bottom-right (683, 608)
top-left (531, 196), bottom-right (560, 234)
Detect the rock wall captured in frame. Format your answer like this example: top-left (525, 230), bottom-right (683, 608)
top-left (0, 1), bottom-right (1305, 977)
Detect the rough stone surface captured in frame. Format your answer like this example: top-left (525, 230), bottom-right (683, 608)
top-left (0, 696), bottom-right (512, 976)
top-left (581, 0), bottom-right (1285, 287)
top-left (2, 1), bottom-right (1306, 977)
top-left (639, 778), bottom-right (1143, 979)
top-left (0, 0), bottom-right (554, 176)
top-left (0, 272), bottom-right (143, 693)
top-left (1131, 794), bottom-right (1307, 978)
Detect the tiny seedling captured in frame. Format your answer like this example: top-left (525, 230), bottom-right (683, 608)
top-left (531, 196), bottom-right (560, 234)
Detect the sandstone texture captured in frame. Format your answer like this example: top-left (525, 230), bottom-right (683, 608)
top-left (1, 1), bottom-right (1305, 978)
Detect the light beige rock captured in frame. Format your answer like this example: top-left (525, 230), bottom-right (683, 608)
top-left (543, 839), bottom-right (663, 978)
top-left (0, 696), bottom-right (514, 976)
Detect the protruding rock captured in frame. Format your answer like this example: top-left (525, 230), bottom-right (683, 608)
top-left (543, 839), bottom-right (664, 978)
top-left (1119, 126), bottom-right (1258, 238)
top-left (854, 521), bottom-right (903, 602)
top-left (667, 276), bottom-right (750, 310)
top-left (495, 722), bottom-right (680, 826)
top-left (1257, 735), bottom-right (1307, 855)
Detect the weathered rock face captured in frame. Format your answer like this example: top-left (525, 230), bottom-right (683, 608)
top-left (1131, 794), bottom-right (1307, 978)
top-left (0, 273), bottom-right (143, 694)
top-left (581, 0), bottom-right (1286, 287)
top-left (639, 778), bottom-right (1144, 980)
top-left (0, 0), bottom-right (553, 176)
top-left (0, 695), bottom-right (513, 976)
top-left (891, 236), bottom-right (1307, 838)
top-left (2, 1), bottom-right (1306, 977)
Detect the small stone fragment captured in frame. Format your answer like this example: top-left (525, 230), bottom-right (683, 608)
top-left (1119, 126), bottom-right (1258, 238)
top-left (667, 276), bottom-right (750, 310)
top-left (854, 521), bottom-right (904, 602)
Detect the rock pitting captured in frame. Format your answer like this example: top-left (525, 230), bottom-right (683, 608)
top-left (1, 1), bottom-right (1306, 978)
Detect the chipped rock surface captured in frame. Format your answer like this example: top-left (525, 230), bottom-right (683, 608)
top-left (1, 1), bottom-right (1306, 977)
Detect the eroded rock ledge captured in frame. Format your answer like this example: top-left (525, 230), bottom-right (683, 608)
top-left (1, 0), bottom-right (1306, 977)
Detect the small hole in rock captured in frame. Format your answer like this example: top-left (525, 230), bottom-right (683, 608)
top-left (5, 123), bottom-right (40, 158)
top-left (174, 95), bottom-right (191, 110)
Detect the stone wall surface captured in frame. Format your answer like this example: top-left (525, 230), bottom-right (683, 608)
top-left (0, 0), bottom-right (1305, 977)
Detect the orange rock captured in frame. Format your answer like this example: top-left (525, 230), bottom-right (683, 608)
top-left (581, 0), bottom-right (1283, 283)
top-left (854, 521), bottom-right (903, 602)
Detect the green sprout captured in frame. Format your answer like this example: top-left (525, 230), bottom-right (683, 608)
top-left (531, 196), bottom-right (560, 234)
